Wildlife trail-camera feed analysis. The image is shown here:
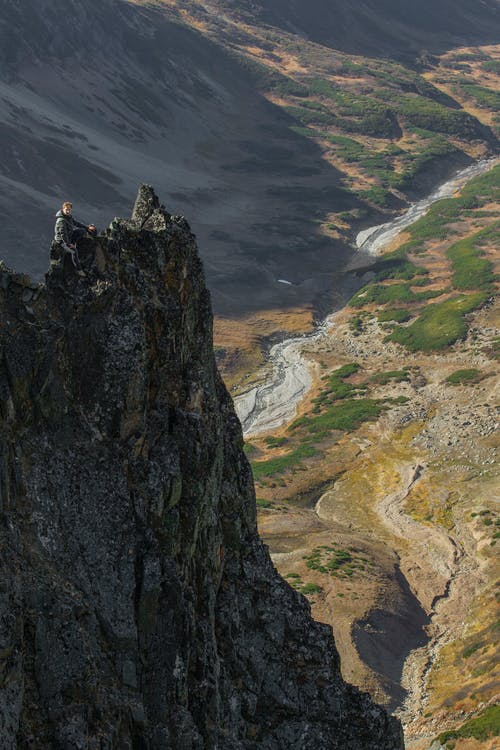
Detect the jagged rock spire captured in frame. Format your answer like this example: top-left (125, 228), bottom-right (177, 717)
top-left (131, 184), bottom-right (161, 223)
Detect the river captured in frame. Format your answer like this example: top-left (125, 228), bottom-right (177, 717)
top-left (234, 156), bottom-right (499, 437)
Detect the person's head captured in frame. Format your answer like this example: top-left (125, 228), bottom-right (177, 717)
top-left (61, 201), bottom-right (72, 216)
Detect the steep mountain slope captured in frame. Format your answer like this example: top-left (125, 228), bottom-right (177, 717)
top-left (0, 0), bottom-right (498, 318)
top-left (0, 0), bottom-right (356, 313)
top-left (0, 186), bottom-right (404, 749)
top-left (206, 0), bottom-right (500, 58)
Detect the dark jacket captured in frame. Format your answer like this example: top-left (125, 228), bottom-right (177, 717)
top-left (54, 210), bottom-right (87, 250)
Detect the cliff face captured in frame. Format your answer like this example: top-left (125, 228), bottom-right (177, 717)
top-left (0, 187), bottom-right (404, 750)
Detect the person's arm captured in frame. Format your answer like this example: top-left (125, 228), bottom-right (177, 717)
top-left (74, 217), bottom-right (97, 234)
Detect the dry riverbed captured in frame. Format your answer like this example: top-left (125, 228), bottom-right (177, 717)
top-left (248, 299), bottom-right (499, 745)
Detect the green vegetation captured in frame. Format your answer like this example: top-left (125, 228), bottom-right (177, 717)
top-left (264, 436), bottom-right (288, 448)
top-left (371, 370), bottom-right (410, 385)
top-left (346, 165), bottom-right (498, 353)
top-left (284, 573), bottom-right (322, 596)
top-left (445, 368), bottom-right (483, 385)
top-left (393, 165), bottom-right (499, 256)
top-left (290, 398), bottom-right (384, 436)
top-left (301, 582), bottom-right (323, 594)
top-left (387, 293), bottom-right (488, 352)
top-left (396, 95), bottom-right (482, 138)
top-left (482, 60), bottom-right (500, 74)
top-left (303, 545), bottom-right (372, 579)
top-left (377, 308), bottom-right (412, 323)
top-left (437, 705), bottom-right (500, 746)
top-left (350, 282), bottom-right (439, 308)
top-left (357, 186), bottom-right (393, 207)
top-left (244, 442), bottom-right (257, 455)
top-left (462, 641), bottom-right (484, 659)
top-left (389, 138), bottom-right (458, 190)
top-left (447, 224), bottom-right (498, 291)
top-left (349, 313), bottom-right (367, 334)
top-left (256, 498), bottom-right (273, 509)
top-left (286, 105), bottom-right (338, 127)
top-left (459, 82), bottom-right (500, 111)
top-left (374, 250), bottom-right (428, 282)
top-left (251, 445), bottom-right (318, 479)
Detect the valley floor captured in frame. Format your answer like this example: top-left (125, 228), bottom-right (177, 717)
top-left (217, 164), bottom-right (499, 749)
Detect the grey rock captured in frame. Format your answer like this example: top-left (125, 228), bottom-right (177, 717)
top-left (0, 187), bottom-right (404, 749)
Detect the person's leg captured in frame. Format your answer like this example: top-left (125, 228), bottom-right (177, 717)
top-left (69, 229), bottom-right (86, 271)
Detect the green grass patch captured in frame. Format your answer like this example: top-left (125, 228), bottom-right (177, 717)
top-left (357, 185), bottom-right (393, 207)
top-left (256, 498), bottom-right (273, 509)
top-left (447, 223), bottom-right (498, 291)
top-left (350, 282), bottom-right (440, 308)
top-left (461, 641), bottom-right (484, 659)
top-left (377, 308), bottom-right (412, 323)
top-left (445, 368), bottom-right (483, 385)
top-left (289, 125), bottom-right (319, 138)
top-left (300, 582), bottom-right (323, 595)
top-left (374, 253), bottom-right (428, 282)
top-left (285, 105), bottom-right (338, 127)
top-left (371, 370), bottom-right (410, 385)
top-left (460, 82), bottom-right (500, 110)
top-left (290, 398), bottom-right (384, 435)
top-left (387, 292), bottom-right (488, 351)
top-left (395, 95), bottom-right (483, 138)
top-left (303, 545), bottom-right (370, 579)
top-left (251, 445), bottom-right (318, 479)
top-left (349, 313), bottom-right (370, 333)
top-left (264, 436), bottom-right (288, 448)
top-left (482, 60), bottom-right (500, 74)
top-left (437, 705), bottom-right (500, 745)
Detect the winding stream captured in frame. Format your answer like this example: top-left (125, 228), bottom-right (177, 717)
top-left (235, 156), bottom-right (498, 436)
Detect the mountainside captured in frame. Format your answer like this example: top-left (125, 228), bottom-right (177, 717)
top-left (0, 186), bottom-right (404, 749)
top-left (205, 0), bottom-right (500, 58)
top-left (0, 0), bottom-right (357, 313)
top-left (0, 0), bottom-right (499, 318)
top-left (238, 165), bottom-right (499, 748)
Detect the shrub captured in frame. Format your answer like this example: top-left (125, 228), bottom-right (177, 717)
top-left (387, 293), bottom-right (488, 351)
top-left (264, 436), bottom-right (288, 447)
top-left (350, 282), bottom-right (439, 308)
top-left (445, 369), bottom-right (483, 385)
top-left (447, 225), bottom-right (498, 291)
top-left (396, 95), bottom-right (483, 138)
top-left (289, 398), bottom-right (384, 434)
top-left (482, 60), bottom-right (500, 74)
top-left (301, 582), bottom-right (323, 594)
top-left (371, 370), bottom-right (410, 385)
top-left (378, 308), bottom-right (412, 323)
top-left (460, 83), bottom-right (500, 111)
top-left (256, 498), bottom-right (274, 509)
top-left (437, 705), bottom-right (500, 744)
top-left (251, 445), bottom-right (318, 479)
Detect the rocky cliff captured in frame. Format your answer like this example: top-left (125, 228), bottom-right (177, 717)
top-left (0, 187), bottom-right (403, 750)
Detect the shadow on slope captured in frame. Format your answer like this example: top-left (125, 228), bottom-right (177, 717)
top-left (0, 0), bottom-right (364, 315)
top-left (352, 566), bottom-right (430, 711)
top-left (217, 0), bottom-right (500, 61)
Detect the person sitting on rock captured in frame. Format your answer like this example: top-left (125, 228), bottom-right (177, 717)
top-left (54, 201), bottom-right (96, 271)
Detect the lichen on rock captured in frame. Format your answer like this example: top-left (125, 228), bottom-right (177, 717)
top-left (0, 186), bottom-right (404, 749)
